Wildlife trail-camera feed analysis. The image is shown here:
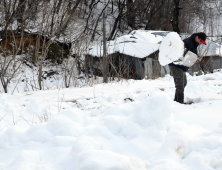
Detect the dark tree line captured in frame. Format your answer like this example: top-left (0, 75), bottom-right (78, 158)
top-left (1, 0), bottom-right (220, 41)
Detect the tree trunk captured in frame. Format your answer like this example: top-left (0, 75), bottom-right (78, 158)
top-left (171, 0), bottom-right (181, 34)
top-left (55, 0), bottom-right (82, 37)
top-left (108, 0), bottom-right (125, 40)
top-left (127, 0), bottom-right (135, 29)
top-left (38, 62), bottom-right (43, 90)
top-left (103, 12), bottom-right (108, 83)
top-left (17, 0), bottom-right (26, 23)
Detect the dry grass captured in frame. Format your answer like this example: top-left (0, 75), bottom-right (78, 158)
top-left (124, 98), bottom-right (134, 102)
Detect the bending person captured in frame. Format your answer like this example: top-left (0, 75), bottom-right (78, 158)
top-left (169, 32), bottom-right (207, 104)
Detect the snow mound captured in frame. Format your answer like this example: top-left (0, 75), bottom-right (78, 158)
top-left (76, 150), bottom-right (147, 170)
top-left (159, 32), bottom-right (184, 66)
top-left (1, 71), bottom-right (222, 170)
top-left (131, 91), bottom-right (174, 130)
top-left (0, 91), bottom-right (175, 170)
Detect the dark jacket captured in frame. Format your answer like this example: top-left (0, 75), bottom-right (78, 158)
top-left (169, 34), bottom-right (199, 72)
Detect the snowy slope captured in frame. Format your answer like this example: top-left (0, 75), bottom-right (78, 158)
top-left (1, 71), bottom-right (222, 170)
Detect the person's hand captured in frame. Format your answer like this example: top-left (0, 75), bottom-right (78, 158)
top-left (195, 56), bottom-right (203, 63)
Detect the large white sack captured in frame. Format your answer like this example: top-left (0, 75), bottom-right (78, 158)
top-left (159, 32), bottom-right (184, 66)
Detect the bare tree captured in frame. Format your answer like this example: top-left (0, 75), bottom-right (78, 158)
top-left (0, 31), bottom-right (24, 93)
top-left (126, 0), bottom-right (135, 29)
top-left (171, 0), bottom-right (181, 34)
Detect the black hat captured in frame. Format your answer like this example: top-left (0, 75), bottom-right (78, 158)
top-left (196, 32), bottom-right (207, 45)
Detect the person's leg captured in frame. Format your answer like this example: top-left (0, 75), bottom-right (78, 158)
top-left (183, 71), bottom-right (187, 103)
top-left (169, 66), bottom-right (186, 104)
top-left (174, 77), bottom-right (185, 104)
top-left (183, 71), bottom-right (187, 88)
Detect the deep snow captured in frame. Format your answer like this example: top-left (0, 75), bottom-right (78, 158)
top-left (1, 70), bottom-right (222, 170)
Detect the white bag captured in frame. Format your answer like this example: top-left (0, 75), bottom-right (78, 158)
top-left (173, 50), bottom-right (198, 67)
top-left (158, 32), bottom-right (184, 66)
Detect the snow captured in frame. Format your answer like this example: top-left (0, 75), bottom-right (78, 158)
top-left (216, 44), bottom-right (222, 57)
top-left (198, 39), bottom-right (220, 57)
top-left (132, 30), bottom-right (169, 44)
top-left (1, 70), bottom-right (222, 169)
top-left (88, 30), bottom-right (166, 58)
top-left (159, 32), bottom-right (184, 66)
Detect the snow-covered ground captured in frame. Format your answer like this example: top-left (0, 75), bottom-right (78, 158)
top-left (1, 71), bottom-right (222, 170)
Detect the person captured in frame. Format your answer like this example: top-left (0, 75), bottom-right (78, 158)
top-left (169, 32), bottom-right (207, 104)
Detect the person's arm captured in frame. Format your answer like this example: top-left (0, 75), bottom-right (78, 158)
top-left (195, 56), bottom-right (203, 63)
